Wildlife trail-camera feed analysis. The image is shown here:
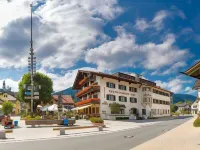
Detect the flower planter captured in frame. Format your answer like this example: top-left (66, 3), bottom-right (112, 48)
top-left (92, 122), bottom-right (104, 126)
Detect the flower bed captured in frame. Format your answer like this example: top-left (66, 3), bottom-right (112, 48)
top-left (90, 117), bottom-right (104, 126)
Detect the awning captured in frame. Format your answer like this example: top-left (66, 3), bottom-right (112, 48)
top-left (71, 105), bottom-right (92, 111)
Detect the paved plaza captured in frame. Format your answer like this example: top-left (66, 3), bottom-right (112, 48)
top-left (0, 116), bottom-right (164, 143)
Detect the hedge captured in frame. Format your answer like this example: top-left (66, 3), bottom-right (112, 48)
top-left (193, 118), bottom-right (200, 127)
top-left (90, 117), bottom-right (104, 123)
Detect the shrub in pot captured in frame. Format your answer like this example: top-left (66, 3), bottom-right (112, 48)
top-left (90, 117), bottom-right (104, 125)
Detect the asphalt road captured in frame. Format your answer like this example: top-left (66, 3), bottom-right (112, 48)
top-left (0, 116), bottom-right (192, 150)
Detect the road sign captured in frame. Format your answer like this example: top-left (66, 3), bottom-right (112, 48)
top-left (24, 96), bottom-right (39, 100)
top-left (34, 96), bottom-right (39, 99)
top-left (27, 86), bottom-right (32, 90)
top-left (25, 92), bottom-right (31, 95)
top-left (24, 96), bottom-right (31, 99)
top-left (34, 92), bottom-right (39, 96)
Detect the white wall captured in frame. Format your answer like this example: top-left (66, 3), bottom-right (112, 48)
top-left (97, 76), bottom-right (171, 119)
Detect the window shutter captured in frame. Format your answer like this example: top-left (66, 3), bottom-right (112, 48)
top-left (106, 95), bottom-right (109, 100)
top-left (106, 82), bottom-right (109, 87)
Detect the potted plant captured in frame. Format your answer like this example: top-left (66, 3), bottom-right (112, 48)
top-left (90, 117), bottom-right (104, 126)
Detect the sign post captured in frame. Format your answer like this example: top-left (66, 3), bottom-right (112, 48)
top-left (58, 92), bottom-right (62, 120)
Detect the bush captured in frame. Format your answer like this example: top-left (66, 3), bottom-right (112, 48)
top-left (116, 117), bottom-right (129, 120)
top-left (90, 117), bottom-right (104, 123)
top-left (25, 115), bottom-right (41, 120)
top-left (193, 118), bottom-right (200, 127)
top-left (171, 112), bottom-right (180, 116)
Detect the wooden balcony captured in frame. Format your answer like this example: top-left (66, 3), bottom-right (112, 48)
top-left (75, 98), bottom-right (100, 106)
top-left (75, 85), bottom-right (100, 98)
top-left (79, 76), bottom-right (96, 86)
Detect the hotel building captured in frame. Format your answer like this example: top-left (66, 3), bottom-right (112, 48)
top-left (72, 70), bottom-right (173, 120)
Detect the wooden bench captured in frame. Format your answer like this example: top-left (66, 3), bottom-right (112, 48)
top-left (0, 129), bottom-right (13, 139)
top-left (53, 125), bottom-right (106, 135)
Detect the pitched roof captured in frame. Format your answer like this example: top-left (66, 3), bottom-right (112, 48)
top-left (52, 95), bottom-right (74, 104)
top-left (193, 80), bottom-right (200, 90)
top-left (182, 61), bottom-right (200, 79)
top-left (175, 102), bottom-right (191, 107)
top-left (73, 70), bottom-right (172, 94)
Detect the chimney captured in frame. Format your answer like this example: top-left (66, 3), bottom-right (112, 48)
top-left (135, 74), bottom-right (142, 82)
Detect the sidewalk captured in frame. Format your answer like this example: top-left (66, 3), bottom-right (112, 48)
top-left (132, 116), bottom-right (199, 150)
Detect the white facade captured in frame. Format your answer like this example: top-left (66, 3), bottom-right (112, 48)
top-left (96, 76), bottom-right (171, 120)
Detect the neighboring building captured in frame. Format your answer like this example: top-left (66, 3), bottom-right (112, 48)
top-left (0, 81), bottom-right (21, 115)
top-left (175, 102), bottom-right (191, 113)
top-left (182, 61), bottom-right (200, 114)
top-left (51, 95), bottom-right (74, 109)
top-left (72, 70), bottom-right (173, 120)
top-left (191, 100), bottom-right (198, 115)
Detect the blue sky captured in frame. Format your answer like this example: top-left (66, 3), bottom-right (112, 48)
top-left (0, 0), bottom-right (199, 96)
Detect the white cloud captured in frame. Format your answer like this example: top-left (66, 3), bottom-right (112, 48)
top-left (170, 5), bottom-right (186, 20)
top-left (155, 77), bottom-right (192, 93)
top-left (135, 8), bottom-right (186, 32)
top-left (0, 78), bottom-right (20, 92)
top-left (151, 61), bottom-right (187, 76)
top-left (184, 86), bottom-right (195, 94)
top-left (85, 26), bottom-right (188, 71)
top-left (135, 10), bottom-right (169, 31)
top-left (135, 18), bottom-right (149, 32)
top-left (0, 0), bottom-right (122, 69)
top-left (38, 67), bottom-right (97, 92)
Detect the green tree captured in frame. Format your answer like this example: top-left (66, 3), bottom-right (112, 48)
top-left (170, 104), bottom-right (178, 113)
top-left (185, 100), bottom-right (192, 104)
top-left (2, 101), bottom-right (14, 115)
top-left (110, 102), bottom-right (120, 114)
top-left (177, 101), bottom-right (183, 104)
top-left (18, 72), bottom-right (53, 110)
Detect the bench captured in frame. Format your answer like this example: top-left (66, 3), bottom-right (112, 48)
top-left (54, 125), bottom-right (106, 135)
top-left (0, 129), bottom-right (13, 139)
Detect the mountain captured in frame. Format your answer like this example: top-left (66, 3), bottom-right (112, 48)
top-left (173, 94), bottom-right (196, 104)
top-left (52, 87), bottom-right (79, 101)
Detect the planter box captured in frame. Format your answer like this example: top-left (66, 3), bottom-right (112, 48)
top-left (92, 123), bottom-right (104, 126)
top-left (25, 120), bottom-right (63, 126)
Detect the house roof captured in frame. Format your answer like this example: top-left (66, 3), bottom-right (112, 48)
top-left (52, 95), bottom-right (74, 104)
top-left (175, 102), bottom-right (191, 107)
top-left (193, 80), bottom-right (200, 90)
top-left (181, 61), bottom-right (200, 79)
top-left (73, 70), bottom-right (172, 94)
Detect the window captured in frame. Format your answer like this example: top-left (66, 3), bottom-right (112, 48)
top-left (119, 96), bottom-right (127, 102)
top-left (106, 82), bottom-right (115, 88)
top-left (119, 85), bottom-right (126, 91)
top-left (130, 97), bottom-right (137, 103)
top-left (120, 109), bottom-right (125, 114)
top-left (142, 109), bottom-right (146, 115)
top-left (153, 99), bottom-right (156, 103)
top-left (129, 87), bottom-right (137, 92)
top-left (106, 94), bottom-right (116, 101)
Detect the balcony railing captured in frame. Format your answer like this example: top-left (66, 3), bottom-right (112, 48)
top-left (76, 85), bottom-right (100, 97)
top-left (75, 98), bottom-right (100, 106)
top-left (79, 76), bottom-right (96, 86)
